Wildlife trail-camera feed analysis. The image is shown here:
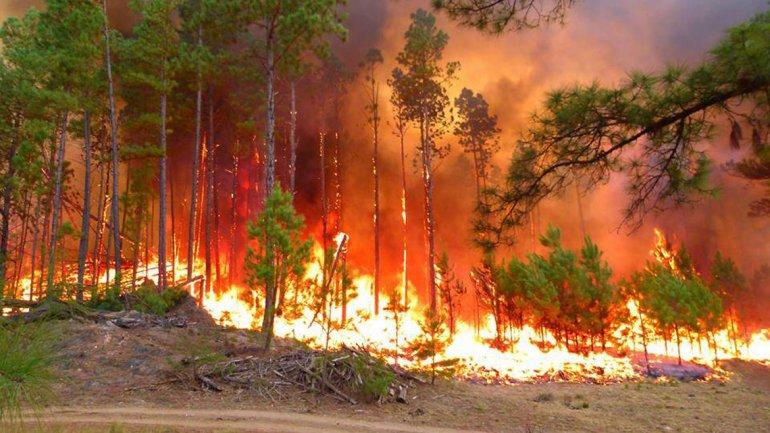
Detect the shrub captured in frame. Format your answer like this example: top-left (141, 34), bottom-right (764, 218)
top-left (132, 285), bottom-right (188, 316)
top-left (350, 355), bottom-right (396, 402)
top-left (0, 323), bottom-right (58, 421)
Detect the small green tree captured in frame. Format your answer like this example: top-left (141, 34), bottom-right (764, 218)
top-left (408, 308), bottom-right (457, 384)
top-left (245, 184), bottom-right (312, 350)
top-left (436, 251), bottom-right (466, 336)
top-left (709, 251), bottom-right (747, 354)
top-left (384, 287), bottom-right (408, 366)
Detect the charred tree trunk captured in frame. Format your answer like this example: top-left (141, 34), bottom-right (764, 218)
top-left (103, 0), bottom-right (122, 290)
top-left (28, 198), bottom-right (41, 301)
top-left (229, 154), bottom-right (238, 287)
top-left (188, 26), bottom-right (203, 285)
top-left (398, 123), bottom-right (408, 308)
top-left (11, 193), bottom-right (30, 297)
top-left (0, 134), bottom-right (18, 302)
top-left (157, 68), bottom-right (169, 292)
top-left (205, 89), bottom-right (215, 295)
top-left (46, 113), bottom-right (69, 298)
top-left (76, 111), bottom-right (93, 302)
top-left (92, 150), bottom-right (108, 285)
top-left (372, 90), bottom-right (381, 316)
top-left (420, 110), bottom-right (438, 313)
top-left (289, 80), bottom-right (298, 194)
top-left (169, 171), bottom-right (177, 285)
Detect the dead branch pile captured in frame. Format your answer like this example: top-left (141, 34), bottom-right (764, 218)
top-left (191, 347), bottom-right (418, 404)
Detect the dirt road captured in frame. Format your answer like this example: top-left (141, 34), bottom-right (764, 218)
top-left (36, 407), bottom-right (487, 433)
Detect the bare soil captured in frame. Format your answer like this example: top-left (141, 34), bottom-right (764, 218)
top-left (26, 304), bottom-right (770, 433)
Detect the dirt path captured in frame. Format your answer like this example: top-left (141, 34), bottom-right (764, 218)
top-left (36, 407), bottom-right (487, 433)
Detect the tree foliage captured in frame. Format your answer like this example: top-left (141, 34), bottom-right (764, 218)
top-left (432, 0), bottom-right (575, 34)
top-left (479, 11), bottom-right (770, 246)
top-left (245, 185), bottom-right (312, 349)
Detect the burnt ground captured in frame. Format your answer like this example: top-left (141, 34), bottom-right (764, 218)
top-left (28, 300), bottom-right (770, 433)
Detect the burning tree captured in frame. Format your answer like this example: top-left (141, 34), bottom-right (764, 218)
top-left (245, 185), bottom-right (312, 350)
top-left (360, 47), bottom-right (384, 315)
top-left (630, 258), bottom-right (724, 366)
top-left (436, 252), bottom-right (466, 336)
top-left (391, 9), bottom-right (459, 313)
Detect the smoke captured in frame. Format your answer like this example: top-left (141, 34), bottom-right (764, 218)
top-left (318, 0), bottom-right (770, 312)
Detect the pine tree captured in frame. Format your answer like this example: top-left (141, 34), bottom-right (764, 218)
top-left (453, 88), bottom-right (500, 202)
top-left (121, 0), bottom-right (182, 291)
top-left (245, 184), bottom-right (312, 350)
top-left (480, 11), bottom-right (770, 243)
top-left (391, 9), bottom-right (459, 312)
top-left (361, 48), bottom-right (384, 314)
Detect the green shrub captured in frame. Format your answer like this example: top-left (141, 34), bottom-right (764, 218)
top-left (25, 300), bottom-right (92, 323)
top-left (132, 285), bottom-right (187, 316)
top-left (0, 323), bottom-right (58, 421)
top-left (350, 355), bottom-right (396, 402)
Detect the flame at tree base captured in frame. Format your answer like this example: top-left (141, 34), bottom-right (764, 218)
top-left (197, 282), bottom-right (770, 383)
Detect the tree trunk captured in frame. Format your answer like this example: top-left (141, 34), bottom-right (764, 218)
top-left (12, 193), bottom-right (30, 297)
top-left (92, 151), bottom-right (108, 285)
top-left (205, 88), bottom-right (214, 295)
top-left (229, 154), bottom-right (238, 287)
top-left (188, 26), bottom-right (203, 284)
top-left (399, 124), bottom-right (408, 308)
top-left (103, 0), bottom-right (123, 293)
top-left (76, 110), bottom-right (93, 302)
top-left (0, 137), bottom-right (18, 302)
top-left (261, 30), bottom-right (276, 350)
top-left (421, 111), bottom-right (438, 312)
top-left (372, 86), bottom-right (381, 315)
top-left (169, 170), bottom-right (176, 285)
top-left (289, 80), bottom-right (298, 194)
top-left (46, 113), bottom-right (69, 298)
top-left (157, 70), bottom-right (168, 292)
top-left (28, 198), bottom-right (41, 301)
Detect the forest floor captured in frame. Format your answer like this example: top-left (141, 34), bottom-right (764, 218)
top-left (12, 300), bottom-right (770, 433)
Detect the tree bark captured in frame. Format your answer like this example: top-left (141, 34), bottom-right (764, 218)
top-left (289, 80), bottom-right (298, 194)
top-left (157, 69), bottom-right (168, 292)
top-left (103, 0), bottom-right (123, 293)
top-left (261, 29), bottom-right (276, 350)
top-left (421, 110), bottom-right (438, 312)
top-left (229, 154), bottom-right (238, 287)
top-left (28, 198), bottom-right (41, 300)
top-left (205, 88), bottom-right (215, 295)
top-left (399, 123), bottom-right (408, 308)
top-left (0, 135), bottom-right (18, 302)
top-left (188, 26), bottom-right (203, 285)
top-left (76, 111), bottom-right (93, 302)
top-left (92, 149), bottom-right (108, 286)
top-left (46, 113), bottom-right (69, 298)
top-left (372, 84), bottom-right (381, 315)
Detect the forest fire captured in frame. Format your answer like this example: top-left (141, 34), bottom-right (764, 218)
top-left (182, 228), bottom-right (770, 383)
top-left (1, 4), bottom-right (770, 432)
